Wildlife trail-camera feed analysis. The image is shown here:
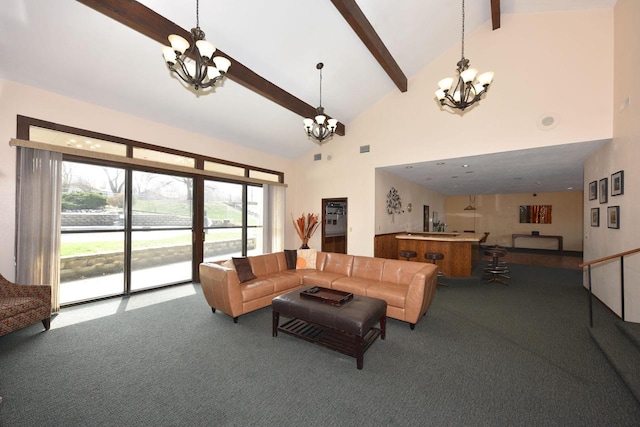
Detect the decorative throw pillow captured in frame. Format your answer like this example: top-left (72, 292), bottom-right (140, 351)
top-left (296, 249), bottom-right (317, 270)
top-left (222, 259), bottom-right (235, 270)
top-left (232, 257), bottom-right (257, 283)
top-left (284, 249), bottom-right (297, 270)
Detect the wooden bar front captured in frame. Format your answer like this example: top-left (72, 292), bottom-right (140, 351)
top-left (395, 233), bottom-right (481, 277)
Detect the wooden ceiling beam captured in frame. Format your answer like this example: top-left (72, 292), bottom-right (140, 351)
top-left (75, 0), bottom-right (345, 135)
top-left (491, 0), bottom-right (501, 30)
top-left (330, 0), bottom-right (407, 92)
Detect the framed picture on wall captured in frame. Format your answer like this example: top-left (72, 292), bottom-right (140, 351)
top-left (588, 181), bottom-right (597, 200)
top-left (599, 178), bottom-right (608, 204)
top-left (607, 206), bottom-right (620, 229)
top-left (611, 170), bottom-right (624, 196)
top-left (590, 208), bottom-right (599, 227)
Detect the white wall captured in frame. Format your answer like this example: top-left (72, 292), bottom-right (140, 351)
top-left (583, 0), bottom-right (640, 323)
top-left (446, 192), bottom-right (584, 251)
top-left (375, 169), bottom-right (446, 235)
top-left (293, 9), bottom-right (613, 257)
top-left (0, 78), bottom-right (298, 281)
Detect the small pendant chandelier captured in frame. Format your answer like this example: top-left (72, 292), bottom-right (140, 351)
top-left (162, 0), bottom-right (231, 91)
top-left (464, 195), bottom-right (476, 210)
top-left (435, 0), bottom-right (494, 111)
top-left (304, 63), bottom-right (338, 144)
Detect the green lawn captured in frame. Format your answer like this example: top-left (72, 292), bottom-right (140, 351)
top-left (61, 200), bottom-right (260, 256)
top-left (61, 235), bottom-right (191, 257)
top-left (61, 230), bottom-right (245, 257)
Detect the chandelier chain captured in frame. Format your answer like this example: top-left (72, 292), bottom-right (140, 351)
top-left (196, 0), bottom-right (200, 29)
top-left (461, 0), bottom-right (465, 60)
top-left (319, 66), bottom-right (323, 108)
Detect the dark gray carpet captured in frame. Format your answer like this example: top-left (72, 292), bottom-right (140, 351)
top-left (1, 264), bottom-right (639, 426)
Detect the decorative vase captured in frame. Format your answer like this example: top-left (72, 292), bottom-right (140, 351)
top-left (300, 238), bottom-right (310, 249)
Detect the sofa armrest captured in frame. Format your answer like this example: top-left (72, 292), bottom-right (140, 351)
top-left (404, 264), bottom-right (438, 323)
top-left (0, 274), bottom-right (51, 310)
top-left (199, 263), bottom-right (243, 317)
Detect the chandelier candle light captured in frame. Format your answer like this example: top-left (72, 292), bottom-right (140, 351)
top-left (292, 213), bottom-right (320, 249)
top-left (435, 0), bottom-right (494, 111)
top-left (162, 0), bottom-right (231, 91)
top-left (304, 63), bottom-right (338, 144)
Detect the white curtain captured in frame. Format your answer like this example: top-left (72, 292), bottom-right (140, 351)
top-left (16, 147), bottom-right (62, 311)
top-left (262, 184), bottom-right (285, 253)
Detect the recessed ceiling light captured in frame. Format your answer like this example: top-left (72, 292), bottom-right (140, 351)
top-left (462, 164), bottom-right (469, 168)
top-left (436, 162), bottom-right (445, 166)
top-left (567, 187), bottom-right (573, 190)
top-left (405, 166), bottom-right (413, 169)
top-left (465, 171), bottom-right (473, 174)
top-left (451, 176), bottom-right (458, 179)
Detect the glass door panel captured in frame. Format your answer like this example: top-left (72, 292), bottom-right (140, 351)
top-left (203, 181), bottom-right (243, 262)
top-left (130, 229), bottom-right (192, 291)
top-left (130, 171), bottom-right (193, 290)
top-left (247, 185), bottom-right (264, 256)
top-left (60, 231), bottom-right (125, 304)
top-left (60, 162), bottom-right (126, 305)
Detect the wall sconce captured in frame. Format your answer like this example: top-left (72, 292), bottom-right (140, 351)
top-left (407, 203), bottom-right (413, 213)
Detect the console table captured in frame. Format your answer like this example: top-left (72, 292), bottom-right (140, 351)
top-left (512, 234), bottom-right (563, 252)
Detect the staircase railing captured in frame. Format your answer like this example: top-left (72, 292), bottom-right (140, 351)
top-left (579, 248), bottom-right (640, 327)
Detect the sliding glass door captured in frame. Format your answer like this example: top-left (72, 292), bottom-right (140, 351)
top-left (23, 118), bottom-right (282, 307)
top-left (130, 171), bottom-right (193, 290)
top-left (60, 162), bottom-right (126, 304)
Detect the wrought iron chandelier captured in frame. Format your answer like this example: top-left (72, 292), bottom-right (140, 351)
top-left (435, 0), bottom-right (494, 111)
top-left (162, 0), bottom-right (231, 91)
top-left (303, 63), bottom-right (338, 144)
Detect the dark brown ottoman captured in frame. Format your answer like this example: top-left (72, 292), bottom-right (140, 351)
top-left (272, 287), bottom-right (386, 369)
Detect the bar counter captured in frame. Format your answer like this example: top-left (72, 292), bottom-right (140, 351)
top-left (395, 232), bottom-right (482, 277)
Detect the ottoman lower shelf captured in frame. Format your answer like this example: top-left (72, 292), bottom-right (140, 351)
top-left (272, 287), bottom-right (387, 369)
top-left (278, 317), bottom-right (382, 367)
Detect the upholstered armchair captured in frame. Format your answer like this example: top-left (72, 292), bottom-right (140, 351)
top-left (0, 274), bottom-right (52, 336)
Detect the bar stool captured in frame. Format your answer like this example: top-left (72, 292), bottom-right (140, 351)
top-left (399, 250), bottom-right (417, 261)
top-left (483, 247), bottom-right (509, 285)
top-left (425, 252), bottom-right (447, 287)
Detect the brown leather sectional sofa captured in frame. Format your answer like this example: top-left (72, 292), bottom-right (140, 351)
top-left (199, 251), bottom-right (438, 329)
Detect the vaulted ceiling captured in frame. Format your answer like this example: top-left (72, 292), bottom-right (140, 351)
top-left (0, 0), bottom-right (616, 193)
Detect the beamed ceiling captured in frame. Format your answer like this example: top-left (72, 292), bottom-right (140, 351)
top-left (0, 0), bottom-right (616, 194)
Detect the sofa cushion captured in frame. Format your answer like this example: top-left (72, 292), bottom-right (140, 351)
top-left (233, 257), bottom-right (257, 283)
top-left (351, 256), bottom-right (384, 281)
top-left (300, 271), bottom-right (344, 288)
top-left (366, 282), bottom-right (407, 309)
top-left (263, 272), bottom-right (302, 292)
top-left (240, 279), bottom-right (275, 301)
top-left (322, 253), bottom-right (354, 276)
top-left (249, 253), bottom-right (284, 277)
top-left (331, 277), bottom-right (376, 295)
top-left (296, 249), bottom-right (317, 269)
top-left (382, 259), bottom-right (427, 285)
top-left (221, 259), bottom-right (235, 270)
top-left (284, 250), bottom-right (297, 270)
